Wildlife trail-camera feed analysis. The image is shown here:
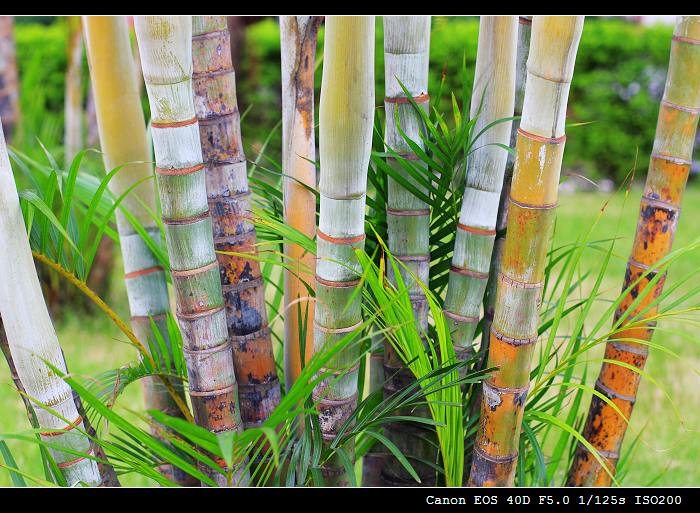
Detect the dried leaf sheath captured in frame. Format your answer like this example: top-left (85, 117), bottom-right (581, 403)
top-left (280, 16), bottom-right (322, 389)
top-left (444, 16), bottom-right (517, 371)
top-left (134, 16), bottom-right (247, 487)
top-left (83, 16), bottom-right (195, 486)
top-left (381, 15), bottom-right (435, 486)
top-left (468, 16), bottom-right (584, 487)
top-left (0, 125), bottom-right (101, 486)
top-left (192, 16), bottom-right (281, 430)
top-left (313, 16), bottom-right (374, 485)
top-left (568, 16), bottom-right (700, 487)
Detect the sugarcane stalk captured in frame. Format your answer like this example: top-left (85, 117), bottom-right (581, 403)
top-left (134, 15), bottom-right (248, 487)
top-left (567, 16), bottom-right (700, 487)
top-left (83, 15), bottom-right (196, 486)
top-left (380, 15), bottom-right (436, 486)
top-left (0, 122), bottom-right (102, 487)
top-left (468, 16), bottom-right (584, 487)
top-left (65, 16), bottom-right (83, 167)
top-left (313, 15), bottom-right (374, 485)
top-left (482, 16), bottom-right (532, 355)
top-left (191, 16), bottom-right (281, 432)
top-left (0, 17), bottom-right (19, 142)
top-left (280, 15), bottom-right (322, 391)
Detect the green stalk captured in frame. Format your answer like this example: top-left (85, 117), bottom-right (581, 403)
top-left (192, 16), bottom-right (281, 431)
top-left (134, 15), bottom-right (248, 487)
top-left (380, 15), bottom-right (436, 486)
top-left (468, 16), bottom-right (584, 487)
top-left (313, 15), bottom-right (375, 485)
top-left (444, 16), bottom-right (517, 370)
top-left (83, 15), bottom-right (195, 486)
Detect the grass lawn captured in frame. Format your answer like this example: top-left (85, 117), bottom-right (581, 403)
top-left (550, 183), bottom-right (700, 487)
top-left (1, 184), bottom-right (700, 486)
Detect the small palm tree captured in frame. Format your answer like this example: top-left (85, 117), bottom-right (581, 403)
top-left (482, 15), bottom-right (532, 361)
top-left (64, 16), bottom-right (83, 167)
top-left (444, 16), bottom-right (517, 368)
top-left (380, 14), bottom-right (435, 486)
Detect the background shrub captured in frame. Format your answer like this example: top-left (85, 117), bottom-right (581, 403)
top-left (12, 17), bottom-right (689, 183)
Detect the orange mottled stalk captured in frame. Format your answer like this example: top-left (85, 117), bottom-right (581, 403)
top-left (568, 16), bottom-right (700, 487)
top-left (280, 16), bottom-right (322, 390)
top-left (468, 16), bottom-right (584, 487)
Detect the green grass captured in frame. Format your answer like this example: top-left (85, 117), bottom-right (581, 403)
top-left (2, 185), bottom-right (700, 486)
top-left (0, 254), bottom-right (153, 486)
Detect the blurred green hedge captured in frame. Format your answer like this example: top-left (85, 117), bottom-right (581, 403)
top-left (14, 17), bottom-right (680, 183)
top-left (14, 21), bottom-right (68, 150)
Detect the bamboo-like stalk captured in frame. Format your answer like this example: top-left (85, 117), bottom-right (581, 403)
top-left (445, 16), bottom-right (517, 371)
top-left (83, 15), bottom-right (196, 486)
top-left (191, 16), bottom-right (281, 431)
top-left (313, 15), bottom-right (374, 485)
top-left (482, 16), bottom-right (532, 350)
top-left (0, 16), bottom-right (19, 142)
top-left (280, 15), bottom-right (322, 391)
top-left (568, 16), bottom-right (700, 487)
top-left (65, 16), bottom-right (83, 167)
top-left (0, 122), bottom-right (102, 487)
top-left (468, 16), bottom-right (584, 487)
top-left (381, 15), bottom-right (436, 486)
top-left (472, 15), bottom-right (532, 430)
top-left (134, 16), bottom-right (248, 487)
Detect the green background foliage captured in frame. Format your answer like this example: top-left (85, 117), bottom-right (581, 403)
top-left (13, 17), bottom-right (684, 184)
